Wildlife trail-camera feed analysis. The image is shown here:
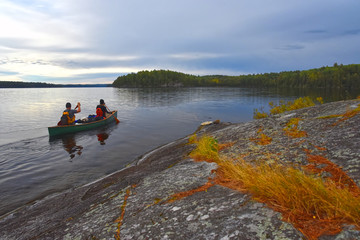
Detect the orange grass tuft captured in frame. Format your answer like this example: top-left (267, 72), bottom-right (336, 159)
top-left (304, 150), bottom-right (360, 196)
top-left (189, 135), bottom-right (360, 240)
top-left (313, 145), bottom-right (327, 151)
top-left (251, 128), bottom-right (272, 145)
top-left (332, 104), bottom-right (360, 126)
top-left (216, 159), bottom-right (360, 239)
top-left (114, 185), bottom-right (136, 240)
top-left (166, 180), bottom-right (215, 203)
top-left (189, 135), bottom-right (220, 162)
top-left (189, 134), bottom-right (234, 162)
top-left (318, 104), bottom-right (360, 125)
top-left (283, 118), bottom-right (307, 138)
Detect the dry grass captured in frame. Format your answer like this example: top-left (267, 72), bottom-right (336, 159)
top-left (190, 135), bottom-right (360, 239)
top-left (253, 96), bottom-right (322, 119)
top-left (114, 185), bottom-right (136, 240)
top-left (283, 118), bottom-right (307, 138)
top-left (218, 159), bottom-right (360, 227)
top-left (253, 108), bottom-right (269, 119)
top-left (250, 128), bottom-right (272, 145)
top-left (332, 104), bottom-right (360, 126)
top-left (316, 103), bottom-right (360, 124)
top-left (167, 180), bottom-right (215, 203)
top-left (189, 135), bottom-right (220, 162)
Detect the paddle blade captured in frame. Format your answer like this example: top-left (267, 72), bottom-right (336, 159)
top-left (114, 116), bottom-right (120, 124)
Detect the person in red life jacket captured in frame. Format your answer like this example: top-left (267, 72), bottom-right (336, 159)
top-left (96, 99), bottom-right (111, 119)
top-left (59, 102), bottom-right (81, 125)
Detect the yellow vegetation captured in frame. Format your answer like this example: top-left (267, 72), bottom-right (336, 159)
top-left (253, 108), bottom-right (269, 119)
top-left (317, 104), bottom-right (360, 125)
top-left (114, 185), bottom-right (136, 240)
top-left (283, 118), bottom-right (307, 138)
top-left (188, 134), bottom-right (197, 144)
top-left (253, 96), bottom-right (322, 119)
top-left (189, 135), bottom-right (360, 240)
top-left (189, 135), bottom-right (220, 162)
top-left (250, 128), bottom-right (272, 145)
top-left (332, 104), bottom-right (360, 126)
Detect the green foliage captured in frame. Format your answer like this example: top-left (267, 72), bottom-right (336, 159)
top-left (113, 70), bottom-right (199, 87)
top-left (0, 81), bottom-right (56, 88)
top-left (113, 64), bottom-right (360, 89)
top-left (0, 81), bottom-right (110, 88)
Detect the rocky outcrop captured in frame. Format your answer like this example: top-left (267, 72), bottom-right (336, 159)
top-left (1, 99), bottom-right (360, 240)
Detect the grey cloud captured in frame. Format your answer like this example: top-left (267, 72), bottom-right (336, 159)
top-left (275, 45), bottom-right (305, 51)
top-left (0, 37), bottom-right (89, 54)
top-left (344, 29), bottom-right (360, 35)
top-left (305, 30), bottom-right (327, 34)
top-left (2, 0), bottom-right (360, 83)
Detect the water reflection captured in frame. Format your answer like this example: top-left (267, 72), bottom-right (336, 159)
top-left (97, 132), bottom-right (109, 145)
top-left (115, 87), bottom-right (359, 108)
top-left (49, 126), bottom-right (115, 159)
top-left (61, 134), bottom-right (83, 159)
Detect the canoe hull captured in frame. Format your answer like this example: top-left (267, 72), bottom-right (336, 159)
top-left (48, 111), bottom-right (118, 136)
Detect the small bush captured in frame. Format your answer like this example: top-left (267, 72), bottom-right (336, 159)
top-left (189, 135), bottom-right (220, 162)
top-left (253, 96), bottom-right (322, 119)
top-left (283, 118), bottom-right (307, 138)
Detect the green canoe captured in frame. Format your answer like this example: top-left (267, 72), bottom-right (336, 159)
top-left (48, 111), bottom-right (118, 136)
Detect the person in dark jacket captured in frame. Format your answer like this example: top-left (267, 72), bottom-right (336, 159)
top-left (96, 99), bottom-right (110, 119)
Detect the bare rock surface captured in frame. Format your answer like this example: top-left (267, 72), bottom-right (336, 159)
top-left (1, 99), bottom-right (360, 240)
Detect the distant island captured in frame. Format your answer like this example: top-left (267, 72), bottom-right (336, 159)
top-left (3, 63), bottom-right (359, 89)
top-left (0, 82), bottom-right (111, 88)
top-left (113, 63), bottom-right (360, 89)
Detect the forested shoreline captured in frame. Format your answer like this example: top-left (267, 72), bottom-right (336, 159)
top-left (0, 81), bottom-right (111, 88)
top-left (113, 63), bottom-right (360, 89)
top-left (2, 63), bottom-right (359, 89)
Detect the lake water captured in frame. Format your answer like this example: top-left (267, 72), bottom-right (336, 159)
top-left (0, 87), bottom-right (357, 216)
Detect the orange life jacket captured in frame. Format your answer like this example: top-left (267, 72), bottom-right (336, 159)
top-left (96, 107), bottom-right (103, 118)
top-left (61, 110), bottom-right (75, 125)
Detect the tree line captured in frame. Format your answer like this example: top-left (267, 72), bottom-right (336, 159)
top-left (112, 63), bottom-right (360, 89)
top-left (0, 81), bottom-right (111, 88)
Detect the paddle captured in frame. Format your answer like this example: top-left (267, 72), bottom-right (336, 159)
top-left (105, 105), bottom-right (120, 124)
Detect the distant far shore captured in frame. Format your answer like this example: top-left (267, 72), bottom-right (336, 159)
top-left (0, 81), bottom-right (112, 88)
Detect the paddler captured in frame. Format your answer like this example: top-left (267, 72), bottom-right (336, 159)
top-left (95, 99), bottom-right (111, 119)
top-left (58, 102), bottom-right (81, 125)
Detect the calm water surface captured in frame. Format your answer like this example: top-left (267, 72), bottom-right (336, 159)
top-left (0, 87), bottom-right (356, 216)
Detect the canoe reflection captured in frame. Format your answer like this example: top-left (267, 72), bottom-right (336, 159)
top-left (61, 135), bottom-right (83, 159)
top-left (49, 125), bottom-right (115, 159)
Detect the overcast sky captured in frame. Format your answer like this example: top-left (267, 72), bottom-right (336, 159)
top-left (0, 0), bottom-right (359, 84)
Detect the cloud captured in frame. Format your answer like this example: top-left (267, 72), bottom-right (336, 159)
top-left (275, 45), bottom-right (305, 51)
top-left (344, 29), bottom-right (360, 35)
top-left (0, 0), bottom-right (359, 83)
top-left (0, 70), bottom-right (18, 76)
top-left (305, 30), bottom-right (327, 34)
